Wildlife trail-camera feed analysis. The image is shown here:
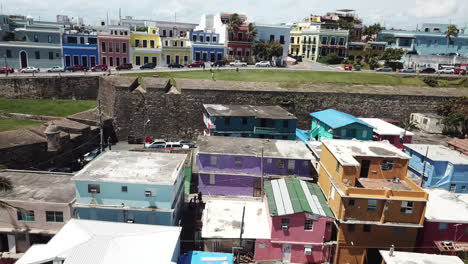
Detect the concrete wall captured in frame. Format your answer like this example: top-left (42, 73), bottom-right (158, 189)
top-left (0, 75), bottom-right (99, 99)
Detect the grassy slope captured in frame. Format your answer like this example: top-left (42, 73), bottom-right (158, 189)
top-left (127, 70), bottom-right (429, 86)
top-left (0, 99), bottom-right (96, 117)
top-left (0, 118), bottom-right (43, 132)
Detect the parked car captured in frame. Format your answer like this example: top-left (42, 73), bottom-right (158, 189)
top-left (438, 68), bottom-right (454, 74)
top-left (376, 67), bottom-right (393, 72)
top-left (401, 68), bottom-right (416, 73)
top-left (168, 63), bottom-right (184, 68)
top-left (454, 68), bottom-right (467, 75)
top-left (65, 65), bottom-right (88, 72)
top-left (140, 63), bottom-right (156, 70)
top-left (343, 64), bottom-right (353, 71)
top-left (164, 142), bottom-right (183, 149)
top-left (0, 67), bottom-right (14, 74)
top-left (229, 60), bottom-right (247, 67)
top-left (116, 63), bottom-right (133, 70)
top-left (178, 140), bottom-right (195, 148)
top-left (91, 64), bottom-right (108, 72)
top-left (420, 67), bottom-right (436, 74)
top-left (47, 66), bottom-right (65, 72)
top-left (255, 61), bottom-right (271, 67)
top-left (83, 149), bottom-right (101, 164)
top-left (21, 67), bottom-right (40, 73)
top-left (187, 61), bottom-right (204, 68)
top-left (211, 60), bottom-right (226, 67)
top-left (144, 139), bottom-right (166, 148)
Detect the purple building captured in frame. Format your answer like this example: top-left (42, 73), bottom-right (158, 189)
top-left (196, 136), bottom-right (315, 197)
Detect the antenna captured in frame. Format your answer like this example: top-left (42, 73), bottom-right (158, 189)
top-left (119, 8), bottom-right (121, 25)
top-left (106, 11), bottom-right (109, 26)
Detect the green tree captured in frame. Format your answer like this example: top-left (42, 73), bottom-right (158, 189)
top-left (380, 48), bottom-right (405, 64)
top-left (437, 97), bottom-right (468, 136)
top-left (247, 23), bottom-right (257, 41)
top-left (363, 23), bottom-right (383, 41)
top-left (254, 41), bottom-right (283, 60)
top-left (227, 13), bottom-right (243, 34)
top-left (0, 176), bottom-right (14, 209)
top-left (318, 53), bottom-right (341, 64)
top-left (445, 25), bottom-right (459, 48)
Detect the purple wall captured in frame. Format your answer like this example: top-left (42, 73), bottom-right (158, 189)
top-left (199, 173), bottom-right (259, 196)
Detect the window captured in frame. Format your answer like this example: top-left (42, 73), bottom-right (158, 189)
top-left (400, 201), bottom-right (414, 214)
top-left (121, 186), bottom-right (128, 192)
top-left (283, 120), bottom-right (289, 128)
top-left (109, 57), bottom-right (114, 66)
top-left (135, 39), bottom-right (140, 47)
top-left (150, 40), bottom-right (155, 48)
top-left (276, 160), bottom-right (285, 169)
top-left (89, 38), bottom-right (97, 44)
top-left (462, 186), bottom-right (466, 191)
top-left (101, 42), bottom-right (106, 52)
top-left (34, 34), bottom-right (38, 42)
top-left (213, 36), bottom-right (217, 42)
top-left (336, 162), bottom-right (340, 172)
top-left (368, 200), bottom-right (377, 212)
top-left (88, 184), bottom-right (100, 193)
top-left (290, 37), bottom-right (294, 44)
top-left (363, 224), bottom-right (371, 232)
top-left (281, 218), bottom-right (290, 230)
top-left (174, 41), bottom-right (177, 47)
top-left (346, 128), bottom-right (357, 138)
top-left (162, 30), bottom-right (167, 36)
top-left (122, 43), bottom-right (127, 53)
top-left (109, 42), bottom-right (113, 52)
top-left (209, 174), bottom-right (215, 185)
top-left (270, 34), bottom-right (275, 42)
top-left (280, 35), bottom-right (285, 44)
top-left (17, 210), bottom-right (35, 221)
top-left (450, 184), bottom-right (456, 192)
top-left (206, 36), bottom-right (210, 42)
top-left (242, 118), bottom-right (248, 125)
top-left (362, 130), bottom-right (368, 138)
top-left (224, 117), bottom-right (231, 126)
top-left (102, 57), bottom-right (106, 65)
top-left (35, 51), bottom-right (40, 59)
top-left (143, 40), bottom-right (147, 48)
top-left (267, 158), bottom-right (272, 164)
top-left (180, 41), bottom-right (184, 47)
top-left (6, 49), bottom-right (11, 58)
top-left (439, 223), bottom-right (448, 230)
top-left (382, 160), bottom-right (394, 171)
top-left (145, 190), bottom-right (153, 197)
top-left (288, 160), bottom-right (295, 171)
top-left (192, 35), bottom-right (197, 41)
top-left (304, 246), bottom-right (312, 255)
top-left (304, 220), bottom-right (313, 230)
top-left (234, 157), bottom-right (242, 168)
top-left (238, 32), bottom-right (243, 41)
top-left (348, 199), bottom-right (355, 206)
top-left (210, 156), bottom-right (217, 166)
top-left (347, 224), bottom-right (355, 232)
top-left (144, 56), bottom-right (149, 64)
top-left (135, 56), bottom-right (141, 65)
top-left (258, 242), bottom-right (266, 248)
top-left (46, 211), bottom-right (63, 222)
top-left (49, 52), bottom-right (53, 60)
top-left (115, 43), bottom-right (120, 53)
top-left (321, 37), bottom-right (327, 44)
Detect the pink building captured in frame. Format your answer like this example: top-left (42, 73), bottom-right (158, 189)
top-left (255, 178), bottom-right (335, 264)
top-left (360, 118), bottom-right (413, 149)
top-left (417, 188), bottom-right (468, 256)
top-left (97, 26), bottom-right (131, 68)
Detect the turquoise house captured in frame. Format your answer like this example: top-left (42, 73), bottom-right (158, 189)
top-left (309, 109), bottom-right (373, 141)
top-left (72, 151), bottom-right (186, 226)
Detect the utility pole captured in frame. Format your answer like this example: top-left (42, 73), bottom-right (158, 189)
top-left (420, 146), bottom-right (429, 187)
top-left (260, 145), bottom-right (264, 201)
top-left (98, 100), bottom-right (104, 152)
top-left (237, 206), bottom-right (245, 264)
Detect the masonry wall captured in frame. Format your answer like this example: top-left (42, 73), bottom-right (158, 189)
top-left (0, 76), bottom-right (99, 99)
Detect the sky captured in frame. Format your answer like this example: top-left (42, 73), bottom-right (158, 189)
top-left (6, 0), bottom-right (468, 30)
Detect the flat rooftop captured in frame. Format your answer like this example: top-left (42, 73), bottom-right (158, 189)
top-left (323, 139), bottom-right (409, 166)
top-left (72, 151), bottom-right (187, 185)
top-left (424, 188), bottom-right (468, 223)
top-left (359, 118), bottom-right (414, 136)
top-left (197, 136), bottom-right (314, 160)
top-left (0, 170), bottom-right (75, 203)
top-left (379, 250), bottom-right (463, 264)
top-left (358, 178), bottom-right (412, 191)
top-left (202, 197), bottom-right (271, 240)
top-left (405, 144), bottom-right (468, 165)
top-left (203, 104), bottom-right (296, 120)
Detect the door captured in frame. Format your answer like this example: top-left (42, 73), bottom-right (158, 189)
top-left (152, 57), bottom-right (157, 66)
top-left (175, 55), bottom-right (180, 64)
top-left (20, 51), bottom-right (28, 68)
top-left (202, 52), bottom-right (208, 62)
top-left (282, 244), bottom-right (292, 263)
top-left (360, 160), bottom-right (371, 178)
top-left (82, 56), bottom-right (88, 67)
top-left (253, 180), bottom-right (262, 197)
top-left (116, 57), bottom-right (120, 66)
top-left (195, 52), bottom-right (201, 61)
top-left (166, 55), bottom-right (171, 65)
top-left (65, 55), bottom-right (71, 66)
top-left (90, 56), bottom-right (96, 67)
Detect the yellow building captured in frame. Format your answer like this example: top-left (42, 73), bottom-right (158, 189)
top-left (161, 37), bottom-right (192, 66)
top-left (130, 27), bottom-right (162, 66)
top-left (317, 139), bottom-right (428, 264)
top-left (289, 22), bottom-right (320, 61)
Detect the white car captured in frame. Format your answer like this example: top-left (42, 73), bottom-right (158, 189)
top-left (21, 66), bottom-right (40, 73)
top-left (47, 66), bottom-right (65, 72)
top-left (229, 60), bottom-right (247, 67)
top-left (255, 61), bottom-right (271, 67)
top-left (438, 68), bottom-right (454, 74)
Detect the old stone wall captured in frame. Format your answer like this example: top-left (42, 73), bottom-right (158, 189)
top-left (0, 75), bottom-right (99, 99)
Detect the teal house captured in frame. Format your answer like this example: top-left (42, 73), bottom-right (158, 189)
top-left (309, 109), bottom-right (373, 141)
top-left (72, 151), bottom-right (186, 226)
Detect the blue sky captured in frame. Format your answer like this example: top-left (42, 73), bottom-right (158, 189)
top-left (7, 0), bottom-right (468, 30)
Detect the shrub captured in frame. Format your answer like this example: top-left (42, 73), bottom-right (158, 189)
top-left (423, 77), bottom-right (439, 87)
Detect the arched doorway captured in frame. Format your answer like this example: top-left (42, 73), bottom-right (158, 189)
top-left (19, 51), bottom-right (28, 68)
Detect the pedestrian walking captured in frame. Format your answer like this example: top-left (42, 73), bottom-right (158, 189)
top-left (211, 71), bottom-right (215, 81)
top-left (202, 63), bottom-right (205, 71)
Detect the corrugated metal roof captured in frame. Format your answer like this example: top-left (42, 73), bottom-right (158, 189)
top-left (265, 178), bottom-right (334, 218)
top-left (310, 109), bottom-right (373, 129)
top-left (179, 251), bottom-right (234, 264)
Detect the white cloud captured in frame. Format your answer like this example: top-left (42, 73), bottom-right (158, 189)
top-left (408, 0), bottom-right (460, 18)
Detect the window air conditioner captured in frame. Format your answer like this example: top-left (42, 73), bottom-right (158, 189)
top-left (282, 224), bottom-right (289, 231)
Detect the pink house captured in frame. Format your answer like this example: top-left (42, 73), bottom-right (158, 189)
top-left (255, 178), bottom-right (335, 264)
top-left (97, 26), bottom-right (131, 68)
top-left (359, 118), bottom-right (413, 149)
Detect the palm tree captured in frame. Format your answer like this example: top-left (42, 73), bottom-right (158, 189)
top-left (445, 25), bottom-right (459, 48)
top-left (247, 23), bottom-right (257, 42)
top-left (0, 176), bottom-right (14, 209)
top-left (227, 13), bottom-right (243, 38)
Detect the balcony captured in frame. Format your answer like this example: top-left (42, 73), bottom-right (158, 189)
top-left (254, 127), bottom-right (291, 136)
top-left (344, 178), bottom-right (428, 200)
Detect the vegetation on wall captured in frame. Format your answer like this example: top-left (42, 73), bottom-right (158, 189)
top-left (437, 96), bottom-right (468, 137)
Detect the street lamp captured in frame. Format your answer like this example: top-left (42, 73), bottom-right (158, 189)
top-left (143, 119), bottom-right (151, 144)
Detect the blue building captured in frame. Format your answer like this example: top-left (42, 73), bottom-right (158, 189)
top-left (255, 24), bottom-right (291, 59)
top-left (178, 251), bottom-right (233, 264)
top-left (190, 31), bottom-right (225, 62)
top-left (62, 33), bottom-right (99, 67)
top-left (203, 104), bottom-right (297, 140)
top-left (72, 151), bottom-right (187, 226)
top-left (308, 109), bottom-right (374, 141)
top-left (378, 23), bottom-right (468, 57)
top-left (405, 144), bottom-right (468, 193)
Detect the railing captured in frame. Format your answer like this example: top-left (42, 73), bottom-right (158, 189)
top-left (253, 127), bottom-right (290, 135)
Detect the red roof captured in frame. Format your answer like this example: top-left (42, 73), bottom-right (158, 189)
top-left (448, 138), bottom-right (468, 156)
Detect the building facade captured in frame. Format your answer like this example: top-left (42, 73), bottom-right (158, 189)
top-left (347, 41), bottom-right (386, 61)
top-left (309, 109), bottom-right (374, 141)
top-left (203, 104), bottom-right (297, 140)
top-left (0, 170), bottom-right (75, 254)
top-left (130, 27), bottom-right (162, 66)
top-left (318, 28), bottom-right (349, 58)
top-left (405, 144), bottom-right (468, 193)
top-left (62, 33), bottom-right (99, 67)
top-left (196, 136), bottom-right (314, 197)
top-left (97, 26), bottom-right (131, 67)
top-left (256, 24), bottom-right (291, 59)
top-left (255, 178), bottom-right (335, 264)
top-left (289, 22), bottom-right (321, 61)
top-left (72, 151), bottom-right (186, 226)
top-left (190, 31), bottom-right (225, 62)
top-left (219, 13), bottom-right (254, 62)
top-left (157, 21), bottom-right (196, 66)
top-left (410, 113), bottom-right (444, 134)
top-left (359, 118), bottom-right (413, 149)
top-left (317, 140), bottom-right (428, 264)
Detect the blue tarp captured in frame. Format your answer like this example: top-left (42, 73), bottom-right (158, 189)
top-left (178, 251), bottom-right (234, 264)
top-left (309, 109), bottom-right (373, 129)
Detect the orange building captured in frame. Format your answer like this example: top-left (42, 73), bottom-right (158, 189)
top-left (317, 139), bottom-right (428, 264)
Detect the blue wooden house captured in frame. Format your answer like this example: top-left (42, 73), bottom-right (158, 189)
top-left (309, 109), bottom-right (374, 141)
top-left (190, 31), bottom-right (225, 62)
top-left (405, 144), bottom-right (468, 193)
top-left (203, 104), bottom-right (297, 140)
top-left (72, 151), bottom-right (187, 226)
top-left (62, 33), bottom-right (99, 68)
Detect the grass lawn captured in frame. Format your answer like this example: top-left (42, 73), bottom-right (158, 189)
top-left (0, 118), bottom-right (43, 132)
top-left (0, 99), bottom-right (96, 117)
top-left (127, 70), bottom-right (431, 86)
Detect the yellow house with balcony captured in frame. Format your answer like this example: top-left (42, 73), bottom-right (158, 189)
top-left (130, 27), bottom-right (162, 66)
top-left (289, 22), bottom-right (321, 61)
top-left (161, 37), bottom-right (192, 66)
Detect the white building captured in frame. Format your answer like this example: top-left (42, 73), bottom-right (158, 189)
top-left (410, 113), bottom-right (444, 134)
top-left (379, 250), bottom-right (464, 264)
